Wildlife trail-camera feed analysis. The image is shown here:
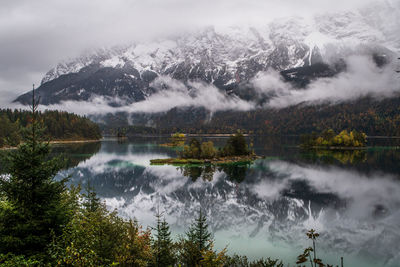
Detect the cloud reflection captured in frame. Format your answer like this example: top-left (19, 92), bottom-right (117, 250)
top-left (64, 144), bottom-right (400, 266)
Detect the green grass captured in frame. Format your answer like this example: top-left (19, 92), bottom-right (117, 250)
top-left (150, 155), bottom-right (261, 167)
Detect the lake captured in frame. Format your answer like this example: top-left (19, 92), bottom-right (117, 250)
top-left (54, 136), bottom-right (400, 267)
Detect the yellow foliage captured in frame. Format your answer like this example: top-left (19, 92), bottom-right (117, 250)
top-left (171, 133), bottom-right (186, 139)
top-left (201, 141), bottom-right (217, 159)
top-left (316, 137), bottom-right (324, 145)
top-left (200, 243), bottom-right (228, 267)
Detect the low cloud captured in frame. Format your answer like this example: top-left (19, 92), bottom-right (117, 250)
top-left (129, 77), bottom-right (254, 113)
top-left (10, 76), bottom-right (255, 115)
top-left (9, 55), bottom-right (400, 116)
top-left (252, 55), bottom-right (400, 108)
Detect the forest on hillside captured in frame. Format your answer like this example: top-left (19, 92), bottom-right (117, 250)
top-left (101, 96), bottom-right (400, 136)
top-left (0, 109), bottom-right (102, 147)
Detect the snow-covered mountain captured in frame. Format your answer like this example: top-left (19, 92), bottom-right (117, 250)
top-left (15, 0), bottom-right (400, 106)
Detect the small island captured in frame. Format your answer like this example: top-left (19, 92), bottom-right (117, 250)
top-left (159, 132), bottom-right (186, 147)
top-left (300, 129), bottom-right (367, 149)
top-left (151, 132), bottom-right (261, 166)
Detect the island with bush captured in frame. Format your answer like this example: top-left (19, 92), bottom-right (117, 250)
top-left (159, 132), bottom-right (186, 147)
top-left (300, 129), bottom-right (367, 149)
top-left (151, 132), bottom-right (261, 166)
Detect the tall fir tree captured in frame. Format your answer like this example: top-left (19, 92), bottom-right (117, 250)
top-left (191, 209), bottom-right (212, 252)
top-left (181, 209), bottom-right (213, 266)
top-left (223, 131), bottom-right (249, 156)
top-left (152, 210), bottom-right (175, 267)
top-left (82, 183), bottom-right (101, 213)
top-left (0, 85), bottom-right (69, 259)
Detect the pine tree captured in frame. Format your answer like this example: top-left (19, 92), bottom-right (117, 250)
top-left (0, 85), bottom-right (68, 258)
top-left (191, 209), bottom-right (212, 252)
top-left (153, 211), bottom-right (175, 267)
top-left (223, 131), bottom-right (249, 156)
top-left (181, 209), bottom-right (213, 266)
top-left (82, 183), bottom-right (101, 212)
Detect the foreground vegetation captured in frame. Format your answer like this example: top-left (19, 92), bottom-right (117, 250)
top-left (300, 129), bottom-right (367, 149)
top-left (0, 108), bottom-right (101, 148)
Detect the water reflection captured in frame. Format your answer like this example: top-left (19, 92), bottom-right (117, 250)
top-left (300, 149), bottom-right (367, 164)
top-left (177, 164), bottom-right (249, 183)
top-left (55, 138), bottom-right (400, 267)
top-left (0, 141), bottom-right (101, 173)
top-left (51, 141), bottom-right (101, 169)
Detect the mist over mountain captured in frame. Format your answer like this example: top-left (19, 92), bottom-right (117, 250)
top-left (12, 0), bottom-right (400, 133)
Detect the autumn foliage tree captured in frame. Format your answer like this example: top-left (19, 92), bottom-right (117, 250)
top-left (301, 129), bottom-right (367, 148)
top-left (49, 186), bottom-right (154, 266)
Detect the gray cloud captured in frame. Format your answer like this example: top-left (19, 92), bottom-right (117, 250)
top-left (8, 76), bottom-right (254, 115)
top-left (252, 55), bottom-right (400, 108)
top-left (0, 0), bottom-right (382, 107)
top-left (8, 53), bottom-right (399, 117)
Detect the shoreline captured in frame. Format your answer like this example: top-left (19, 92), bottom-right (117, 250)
top-left (103, 133), bottom-right (252, 138)
top-left (103, 133), bottom-right (400, 139)
top-left (0, 139), bottom-right (101, 150)
top-left (300, 146), bottom-right (368, 150)
top-left (186, 133), bottom-right (251, 137)
top-left (49, 139), bottom-right (101, 145)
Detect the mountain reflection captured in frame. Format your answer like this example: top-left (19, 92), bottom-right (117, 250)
top-left (177, 164), bottom-right (249, 183)
top-left (56, 138), bottom-right (400, 267)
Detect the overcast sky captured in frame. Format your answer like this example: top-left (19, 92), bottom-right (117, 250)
top-left (0, 0), bottom-right (381, 106)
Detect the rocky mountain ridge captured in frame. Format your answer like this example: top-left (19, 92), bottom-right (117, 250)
top-left (14, 0), bottom-right (400, 106)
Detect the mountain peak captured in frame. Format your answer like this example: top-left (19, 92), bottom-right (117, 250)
top-left (17, 1), bottom-right (399, 107)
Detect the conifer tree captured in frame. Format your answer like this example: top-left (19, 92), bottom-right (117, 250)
top-left (191, 209), bottom-right (212, 252)
top-left (152, 211), bottom-right (175, 267)
top-left (0, 85), bottom-right (69, 258)
top-left (223, 131), bottom-right (249, 156)
top-left (181, 209), bottom-right (213, 266)
top-left (82, 183), bottom-right (101, 212)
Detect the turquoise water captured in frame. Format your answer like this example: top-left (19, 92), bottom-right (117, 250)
top-left (55, 136), bottom-right (400, 266)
